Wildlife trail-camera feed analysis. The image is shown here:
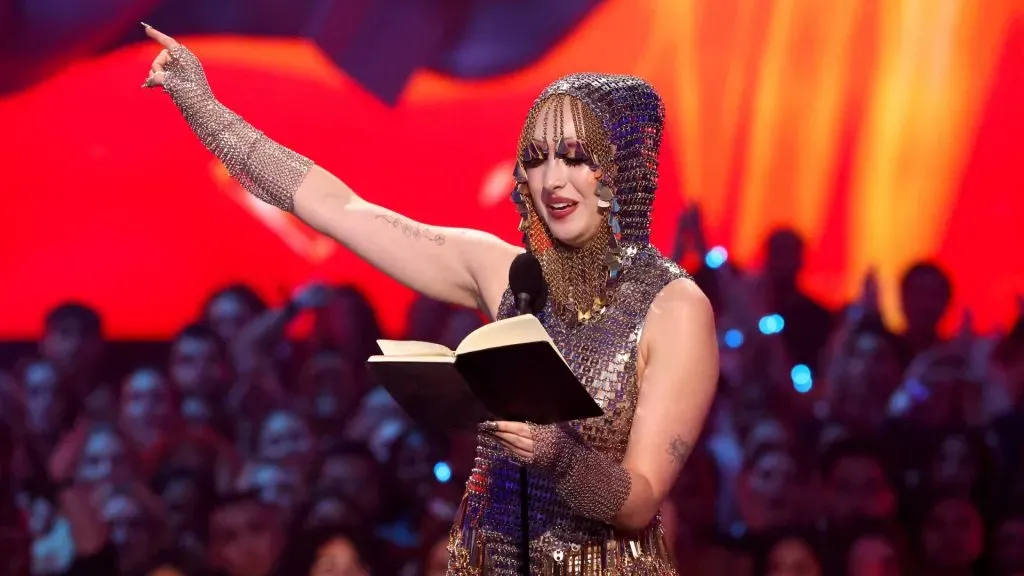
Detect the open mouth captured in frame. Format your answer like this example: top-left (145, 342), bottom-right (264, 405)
top-left (546, 201), bottom-right (579, 219)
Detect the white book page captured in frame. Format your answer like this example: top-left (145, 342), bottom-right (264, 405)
top-left (376, 340), bottom-right (454, 358)
top-left (367, 355), bottom-right (455, 363)
top-left (455, 315), bottom-right (554, 355)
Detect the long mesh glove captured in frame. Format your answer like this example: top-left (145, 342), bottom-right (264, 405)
top-left (527, 423), bottom-right (632, 523)
top-left (161, 45), bottom-right (313, 212)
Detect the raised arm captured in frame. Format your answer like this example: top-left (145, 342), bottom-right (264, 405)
top-left (293, 168), bottom-right (518, 314)
top-left (141, 26), bottom-right (517, 316)
top-left (489, 279), bottom-right (719, 530)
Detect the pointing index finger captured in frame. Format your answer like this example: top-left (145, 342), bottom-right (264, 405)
top-left (143, 23), bottom-right (180, 49)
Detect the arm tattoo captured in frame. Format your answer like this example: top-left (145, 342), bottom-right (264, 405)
top-left (375, 214), bottom-right (446, 246)
top-left (667, 436), bottom-right (692, 465)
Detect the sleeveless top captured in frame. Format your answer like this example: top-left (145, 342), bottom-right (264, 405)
top-left (446, 244), bottom-right (690, 575)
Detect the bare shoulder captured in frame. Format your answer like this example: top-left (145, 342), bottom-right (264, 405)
top-left (647, 277), bottom-right (714, 329)
top-left (639, 277), bottom-right (716, 359)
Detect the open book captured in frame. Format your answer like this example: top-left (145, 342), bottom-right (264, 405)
top-left (366, 315), bottom-right (604, 434)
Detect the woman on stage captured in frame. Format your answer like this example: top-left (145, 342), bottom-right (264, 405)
top-left (141, 25), bottom-right (719, 575)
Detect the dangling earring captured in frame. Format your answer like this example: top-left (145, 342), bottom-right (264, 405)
top-left (597, 176), bottom-right (624, 282)
top-left (592, 168), bottom-right (611, 209)
top-left (511, 185), bottom-right (529, 234)
top-left (596, 182), bottom-right (613, 209)
top-left (511, 160), bottom-right (530, 235)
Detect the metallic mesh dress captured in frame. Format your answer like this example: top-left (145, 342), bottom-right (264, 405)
top-left (156, 46), bottom-right (686, 575)
top-left (446, 74), bottom-right (689, 575)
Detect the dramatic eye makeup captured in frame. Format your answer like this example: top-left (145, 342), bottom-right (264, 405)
top-left (519, 137), bottom-right (594, 169)
top-left (555, 137), bottom-right (594, 167)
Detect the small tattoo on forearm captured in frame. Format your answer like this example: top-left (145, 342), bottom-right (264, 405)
top-left (376, 214), bottom-right (446, 246)
top-left (667, 436), bottom-right (692, 465)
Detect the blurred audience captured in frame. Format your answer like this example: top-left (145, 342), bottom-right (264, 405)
top-left (1, 207), bottom-right (1022, 575)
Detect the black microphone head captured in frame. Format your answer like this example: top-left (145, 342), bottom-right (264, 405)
top-left (509, 252), bottom-right (548, 314)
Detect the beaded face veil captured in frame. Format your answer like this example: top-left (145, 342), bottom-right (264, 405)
top-left (511, 73), bottom-right (665, 322)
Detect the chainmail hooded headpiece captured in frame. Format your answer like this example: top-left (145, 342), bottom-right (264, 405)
top-left (511, 73), bottom-right (665, 322)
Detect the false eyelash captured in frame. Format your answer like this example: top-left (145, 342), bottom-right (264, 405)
top-left (521, 155), bottom-right (588, 169)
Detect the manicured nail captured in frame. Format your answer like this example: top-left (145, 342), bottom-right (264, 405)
top-left (141, 22), bottom-right (152, 29)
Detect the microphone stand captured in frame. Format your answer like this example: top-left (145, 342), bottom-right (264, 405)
top-left (514, 292), bottom-right (532, 576)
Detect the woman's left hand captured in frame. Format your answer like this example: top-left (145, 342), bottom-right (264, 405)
top-left (481, 421), bottom-right (536, 463)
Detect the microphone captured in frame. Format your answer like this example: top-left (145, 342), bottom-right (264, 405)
top-left (507, 252), bottom-right (548, 576)
top-left (509, 252), bottom-right (548, 316)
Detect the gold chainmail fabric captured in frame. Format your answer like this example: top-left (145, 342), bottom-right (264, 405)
top-left (162, 45), bottom-right (313, 212)
top-left (448, 74), bottom-right (690, 575)
top-left (511, 73), bottom-right (665, 324)
top-left (448, 246), bottom-right (689, 576)
top-left (514, 93), bottom-right (615, 323)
